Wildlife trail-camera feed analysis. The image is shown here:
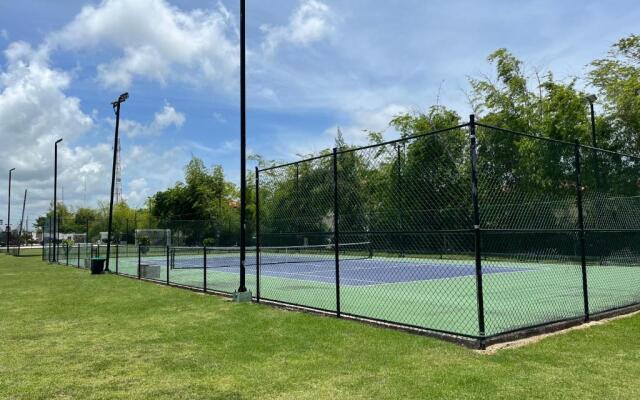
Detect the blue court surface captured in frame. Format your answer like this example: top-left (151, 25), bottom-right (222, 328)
top-left (165, 254), bottom-right (529, 286)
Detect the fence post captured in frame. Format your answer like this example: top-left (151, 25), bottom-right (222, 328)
top-left (575, 141), bottom-right (590, 322)
top-left (115, 243), bottom-right (119, 275)
top-left (333, 148), bottom-right (341, 317)
top-left (203, 246), bottom-right (207, 293)
top-left (166, 246), bottom-right (170, 285)
top-left (66, 243), bottom-right (69, 265)
top-left (255, 167), bottom-right (261, 303)
top-left (469, 115), bottom-right (486, 341)
top-left (77, 243), bottom-right (81, 268)
top-left (396, 143), bottom-right (405, 257)
top-left (137, 245), bottom-right (141, 280)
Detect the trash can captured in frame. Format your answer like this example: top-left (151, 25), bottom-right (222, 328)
top-left (91, 257), bottom-right (106, 275)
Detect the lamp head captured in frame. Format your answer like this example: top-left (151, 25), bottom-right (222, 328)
top-left (585, 94), bottom-right (597, 103)
top-left (55, 138), bottom-right (63, 145)
top-left (9, 168), bottom-right (15, 173)
top-left (111, 92), bottom-right (129, 108)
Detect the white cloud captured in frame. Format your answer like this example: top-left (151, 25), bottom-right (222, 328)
top-left (272, 103), bottom-right (409, 160)
top-left (48, 0), bottom-right (239, 89)
top-left (261, 0), bottom-right (334, 54)
top-left (121, 103), bottom-right (185, 138)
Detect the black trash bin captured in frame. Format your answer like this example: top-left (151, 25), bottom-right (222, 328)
top-left (91, 257), bottom-right (106, 275)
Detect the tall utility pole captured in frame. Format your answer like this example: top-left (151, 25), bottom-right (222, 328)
top-left (236, 0), bottom-right (249, 297)
top-left (53, 139), bottom-right (62, 262)
top-left (7, 168), bottom-right (15, 253)
top-left (106, 92), bottom-right (128, 272)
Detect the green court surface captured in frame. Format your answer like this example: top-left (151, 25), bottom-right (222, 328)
top-left (107, 250), bottom-right (640, 338)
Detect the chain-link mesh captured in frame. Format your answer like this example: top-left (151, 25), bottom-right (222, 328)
top-left (258, 155), bottom-right (337, 312)
top-left (23, 119), bottom-right (640, 344)
top-left (476, 125), bottom-right (585, 335)
top-left (581, 147), bottom-right (640, 313)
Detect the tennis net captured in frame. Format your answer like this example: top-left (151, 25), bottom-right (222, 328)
top-left (170, 242), bottom-right (372, 270)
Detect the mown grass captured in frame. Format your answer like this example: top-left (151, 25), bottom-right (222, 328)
top-left (1, 255), bottom-right (639, 399)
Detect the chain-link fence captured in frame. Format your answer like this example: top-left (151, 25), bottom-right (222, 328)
top-left (9, 115), bottom-right (640, 347)
top-left (255, 117), bottom-right (640, 346)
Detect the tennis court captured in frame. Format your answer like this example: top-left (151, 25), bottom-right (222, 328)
top-left (105, 242), bottom-right (640, 338)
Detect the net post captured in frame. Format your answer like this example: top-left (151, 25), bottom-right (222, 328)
top-left (77, 243), bottom-right (80, 268)
top-left (137, 245), bottom-right (141, 280)
top-left (203, 246), bottom-right (207, 293)
top-left (575, 140), bottom-right (590, 322)
top-left (66, 243), bottom-right (69, 265)
top-left (333, 148), bottom-right (341, 317)
top-left (256, 166), bottom-right (261, 303)
top-left (469, 115), bottom-right (486, 342)
top-left (166, 246), bottom-right (170, 285)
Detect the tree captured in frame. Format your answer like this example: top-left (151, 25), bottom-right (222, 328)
top-left (589, 34), bottom-right (640, 153)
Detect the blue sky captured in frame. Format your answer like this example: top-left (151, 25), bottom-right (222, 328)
top-left (0, 0), bottom-right (638, 228)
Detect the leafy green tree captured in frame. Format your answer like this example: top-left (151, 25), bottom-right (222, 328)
top-left (589, 34), bottom-right (640, 153)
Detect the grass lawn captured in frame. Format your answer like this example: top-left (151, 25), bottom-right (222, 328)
top-left (1, 255), bottom-right (640, 399)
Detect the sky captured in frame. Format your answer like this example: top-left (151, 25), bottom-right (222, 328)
top-left (0, 0), bottom-right (638, 229)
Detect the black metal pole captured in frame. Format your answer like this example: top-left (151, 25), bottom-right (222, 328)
top-left (396, 144), bottom-right (405, 257)
top-left (106, 102), bottom-right (120, 271)
top-left (255, 167), bottom-right (261, 302)
top-left (7, 168), bottom-right (15, 254)
top-left (48, 216), bottom-right (52, 262)
top-left (166, 245), bottom-right (170, 285)
top-left (295, 163), bottom-right (300, 238)
top-left (17, 189), bottom-right (27, 256)
top-left (115, 241), bottom-right (119, 274)
top-left (203, 246), bottom-right (207, 293)
top-left (106, 92), bottom-right (128, 272)
top-left (469, 115), bottom-right (486, 341)
top-left (575, 141), bottom-right (590, 322)
top-left (333, 148), bottom-right (341, 317)
top-left (238, 0), bottom-right (248, 293)
top-left (138, 245), bottom-right (141, 280)
top-left (53, 138), bottom-right (62, 262)
top-left (589, 101), bottom-right (597, 148)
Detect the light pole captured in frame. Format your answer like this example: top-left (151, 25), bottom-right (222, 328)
top-left (7, 168), bottom-right (15, 253)
top-left (53, 139), bottom-right (63, 262)
top-left (106, 92), bottom-right (128, 272)
top-left (586, 94), bottom-right (597, 148)
top-left (236, 0), bottom-right (250, 299)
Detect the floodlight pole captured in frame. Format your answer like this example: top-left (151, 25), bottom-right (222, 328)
top-left (17, 189), bottom-right (27, 254)
top-left (7, 168), bottom-right (15, 253)
top-left (587, 95), bottom-right (597, 148)
top-left (53, 139), bottom-right (62, 262)
top-left (106, 92), bottom-right (128, 272)
top-left (237, 0), bottom-right (248, 294)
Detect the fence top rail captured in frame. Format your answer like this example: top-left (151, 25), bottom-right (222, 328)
top-left (475, 122), bottom-right (576, 146)
top-left (258, 123), bottom-right (471, 173)
top-left (576, 143), bottom-right (640, 161)
top-left (477, 122), bottom-right (640, 160)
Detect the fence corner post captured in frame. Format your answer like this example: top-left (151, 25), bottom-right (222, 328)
top-left (469, 114), bottom-right (486, 341)
top-left (332, 147), bottom-right (341, 317)
top-left (575, 140), bottom-right (590, 322)
top-left (255, 166), bottom-right (261, 303)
